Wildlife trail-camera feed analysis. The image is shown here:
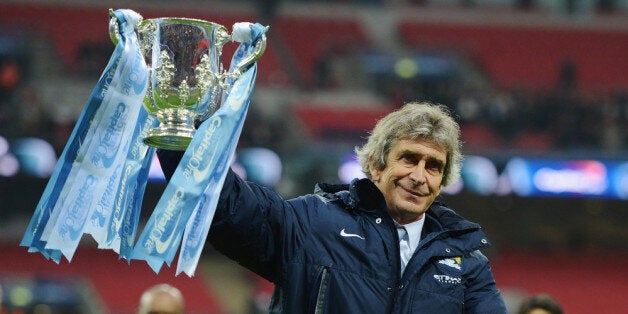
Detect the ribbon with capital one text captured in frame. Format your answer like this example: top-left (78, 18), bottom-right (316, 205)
top-left (131, 22), bottom-right (264, 275)
top-left (20, 8), bottom-right (266, 276)
top-left (21, 9), bottom-right (151, 263)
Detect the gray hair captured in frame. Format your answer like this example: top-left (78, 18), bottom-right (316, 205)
top-left (354, 101), bottom-right (463, 187)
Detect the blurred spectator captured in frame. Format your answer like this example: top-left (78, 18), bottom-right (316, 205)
top-left (517, 294), bottom-right (564, 314)
top-left (138, 284), bottom-right (185, 314)
top-left (76, 41), bottom-right (111, 78)
top-left (0, 59), bottom-right (20, 93)
top-left (257, 0), bottom-right (280, 23)
top-left (516, 0), bottom-right (536, 11)
top-left (15, 85), bottom-right (52, 140)
top-left (557, 58), bottom-right (578, 92)
top-left (314, 42), bottom-right (368, 91)
top-left (595, 0), bottom-right (616, 14)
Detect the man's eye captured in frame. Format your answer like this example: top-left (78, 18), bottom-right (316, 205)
top-left (401, 155), bottom-right (417, 164)
top-left (426, 161), bottom-right (443, 173)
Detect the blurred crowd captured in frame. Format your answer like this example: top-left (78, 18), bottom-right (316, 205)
top-left (3, 75), bottom-right (628, 166)
top-left (0, 0), bottom-right (627, 159)
top-left (454, 84), bottom-right (628, 153)
top-left (2, 43), bottom-right (627, 158)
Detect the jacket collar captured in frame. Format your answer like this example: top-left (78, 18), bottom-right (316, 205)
top-left (314, 178), bottom-right (386, 213)
top-left (314, 179), bottom-right (482, 234)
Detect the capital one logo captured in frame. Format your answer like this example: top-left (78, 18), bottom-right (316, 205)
top-left (183, 118), bottom-right (221, 183)
top-left (146, 187), bottom-right (185, 254)
top-left (92, 103), bottom-right (127, 168)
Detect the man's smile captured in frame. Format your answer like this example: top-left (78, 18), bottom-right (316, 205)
top-left (398, 182), bottom-right (427, 198)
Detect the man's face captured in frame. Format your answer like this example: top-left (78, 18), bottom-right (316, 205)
top-left (370, 138), bottom-right (447, 224)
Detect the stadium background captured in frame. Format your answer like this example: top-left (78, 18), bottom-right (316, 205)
top-left (0, 0), bottom-right (627, 313)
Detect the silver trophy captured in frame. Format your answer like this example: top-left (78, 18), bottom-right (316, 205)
top-left (109, 10), bottom-right (266, 150)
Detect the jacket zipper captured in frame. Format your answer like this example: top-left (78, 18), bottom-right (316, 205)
top-left (314, 266), bottom-right (330, 314)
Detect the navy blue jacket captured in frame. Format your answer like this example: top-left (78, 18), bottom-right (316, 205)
top-left (158, 151), bottom-right (507, 313)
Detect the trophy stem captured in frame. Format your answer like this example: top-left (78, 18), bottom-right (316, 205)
top-left (144, 109), bottom-right (196, 151)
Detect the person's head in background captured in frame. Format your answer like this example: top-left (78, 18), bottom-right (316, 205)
top-left (517, 294), bottom-right (563, 314)
top-left (138, 283), bottom-right (184, 314)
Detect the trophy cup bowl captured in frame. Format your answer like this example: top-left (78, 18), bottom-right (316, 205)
top-left (109, 12), bottom-right (266, 150)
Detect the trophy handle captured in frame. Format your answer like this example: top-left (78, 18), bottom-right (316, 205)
top-left (229, 29), bottom-right (268, 77)
top-left (108, 9), bottom-right (121, 45)
top-left (109, 11), bottom-right (267, 75)
top-left (108, 9), bottom-right (151, 45)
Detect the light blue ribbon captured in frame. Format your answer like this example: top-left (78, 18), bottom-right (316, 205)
top-left (131, 23), bottom-right (266, 275)
top-left (104, 109), bottom-right (157, 256)
top-left (176, 67), bottom-right (255, 276)
top-left (20, 9), bottom-right (266, 277)
top-left (21, 9), bottom-right (150, 262)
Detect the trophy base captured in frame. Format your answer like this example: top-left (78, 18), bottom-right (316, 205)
top-left (143, 125), bottom-right (195, 151)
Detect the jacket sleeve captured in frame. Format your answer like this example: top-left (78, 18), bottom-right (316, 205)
top-left (156, 151), bottom-right (318, 283)
top-left (463, 250), bottom-right (508, 313)
top-left (156, 149), bottom-right (184, 180)
top-left (156, 150), bottom-right (290, 280)
top-left (207, 168), bottom-right (314, 283)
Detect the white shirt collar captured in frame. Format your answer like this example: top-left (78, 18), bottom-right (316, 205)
top-left (395, 215), bottom-right (425, 254)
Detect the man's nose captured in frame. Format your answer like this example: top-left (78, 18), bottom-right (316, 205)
top-left (408, 162), bottom-right (426, 184)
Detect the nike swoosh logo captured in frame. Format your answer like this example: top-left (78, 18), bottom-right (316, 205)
top-left (340, 228), bottom-right (365, 240)
top-left (154, 210), bottom-right (183, 254)
top-left (192, 146), bottom-right (218, 182)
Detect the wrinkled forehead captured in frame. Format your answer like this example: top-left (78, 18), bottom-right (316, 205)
top-left (392, 136), bottom-right (448, 153)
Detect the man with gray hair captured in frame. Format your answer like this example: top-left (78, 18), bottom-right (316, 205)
top-left (158, 101), bottom-right (507, 313)
top-left (138, 283), bottom-right (184, 314)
